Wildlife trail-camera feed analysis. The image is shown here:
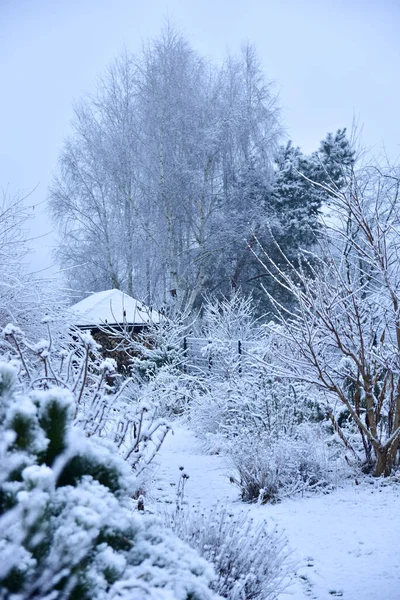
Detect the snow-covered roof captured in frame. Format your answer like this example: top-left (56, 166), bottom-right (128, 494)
top-left (69, 289), bottom-right (161, 328)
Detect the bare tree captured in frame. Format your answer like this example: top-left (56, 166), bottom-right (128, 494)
top-left (49, 27), bottom-right (281, 310)
top-left (50, 51), bottom-right (141, 295)
top-left (259, 162), bottom-right (400, 476)
top-left (0, 190), bottom-right (49, 331)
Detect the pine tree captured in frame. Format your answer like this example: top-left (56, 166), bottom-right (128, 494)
top-left (270, 129), bottom-right (355, 254)
top-left (270, 141), bottom-right (321, 252)
top-left (313, 128), bottom-right (355, 190)
top-left (260, 128), bottom-right (355, 312)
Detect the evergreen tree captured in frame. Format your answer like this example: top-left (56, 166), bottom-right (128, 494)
top-left (269, 129), bottom-right (354, 259)
top-left (205, 129), bottom-right (354, 316)
top-left (313, 128), bottom-right (355, 189)
top-left (258, 128), bottom-right (355, 312)
top-left (270, 141), bottom-right (320, 253)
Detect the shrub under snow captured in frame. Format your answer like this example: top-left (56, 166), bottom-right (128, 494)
top-left (0, 362), bottom-right (217, 600)
top-left (0, 324), bottom-right (170, 483)
top-left (228, 425), bottom-right (343, 504)
top-left (189, 295), bottom-right (348, 503)
top-left (167, 503), bottom-right (291, 600)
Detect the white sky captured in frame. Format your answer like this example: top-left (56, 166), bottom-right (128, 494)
top-left (1, 0), bottom-right (399, 275)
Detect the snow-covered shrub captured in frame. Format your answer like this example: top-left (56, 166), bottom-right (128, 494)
top-left (191, 296), bottom-right (316, 446)
top-left (201, 293), bottom-right (259, 343)
top-left (198, 351), bottom-right (343, 505)
top-left (0, 361), bottom-right (217, 600)
top-left (167, 503), bottom-right (291, 600)
top-left (189, 306), bottom-right (345, 501)
top-left (229, 424), bottom-right (344, 503)
top-left (191, 375), bottom-right (314, 452)
top-left (130, 316), bottom-right (189, 380)
top-left (138, 365), bottom-right (199, 418)
top-left (198, 293), bottom-right (260, 381)
top-left (190, 342), bottom-right (320, 458)
top-left (102, 312), bottom-right (199, 418)
top-left (0, 324), bottom-right (170, 477)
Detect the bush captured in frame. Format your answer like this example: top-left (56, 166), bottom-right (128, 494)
top-left (188, 297), bottom-right (344, 502)
top-left (167, 503), bottom-right (291, 600)
top-left (229, 425), bottom-right (345, 504)
top-left (0, 324), bottom-right (171, 478)
top-left (0, 361), bottom-right (217, 600)
top-left (104, 313), bottom-right (198, 418)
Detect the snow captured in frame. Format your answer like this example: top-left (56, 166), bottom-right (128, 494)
top-left (153, 426), bottom-right (400, 600)
top-left (266, 485), bottom-right (400, 600)
top-left (22, 464), bottom-right (54, 492)
top-left (2, 323), bottom-right (23, 336)
top-left (69, 289), bottom-right (161, 327)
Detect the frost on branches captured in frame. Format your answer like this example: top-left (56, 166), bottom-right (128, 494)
top-left (0, 191), bottom-right (67, 345)
top-left (258, 163), bottom-right (400, 476)
top-left (168, 503), bottom-right (291, 600)
top-left (189, 295), bottom-right (344, 502)
top-left (0, 323), bottom-right (170, 479)
top-left (100, 312), bottom-right (200, 419)
top-left (0, 362), bottom-right (217, 600)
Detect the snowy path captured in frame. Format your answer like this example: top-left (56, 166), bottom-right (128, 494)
top-left (152, 426), bottom-right (237, 507)
top-left (153, 426), bottom-right (400, 600)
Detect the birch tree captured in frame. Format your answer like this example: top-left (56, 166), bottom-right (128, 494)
top-left (50, 53), bottom-right (141, 295)
top-left (49, 28), bottom-right (281, 309)
top-left (0, 190), bottom-right (57, 335)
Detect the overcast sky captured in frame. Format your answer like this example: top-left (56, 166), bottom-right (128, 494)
top-left (1, 0), bottom-right (399, 275)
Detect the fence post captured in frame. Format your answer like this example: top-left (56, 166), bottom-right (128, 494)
top-left (183, 336), bottom-right (187, 373)
top-left (238, 339), bottom-right (242, 375)
top-left (208, 340), bottom-right (212, 372)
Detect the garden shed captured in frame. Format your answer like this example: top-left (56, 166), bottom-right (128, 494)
top-left (69, 288), bottom-right (161, 333)
top-left (69, 289), bottom-right (161, 372)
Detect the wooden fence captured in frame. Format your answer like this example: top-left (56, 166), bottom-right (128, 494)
top-left (182, 337), bottom-right (256, 375)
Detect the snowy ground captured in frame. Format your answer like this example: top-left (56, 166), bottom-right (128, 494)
top-left (152, 426), bottom-right (400, 600)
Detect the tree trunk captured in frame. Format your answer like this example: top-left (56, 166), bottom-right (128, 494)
top-left (374, 446), bottom-right (389, 477)
top-left (387, 439), bottom-right (400, 475)
top-left (373, 444), bottom-right (399, 477)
